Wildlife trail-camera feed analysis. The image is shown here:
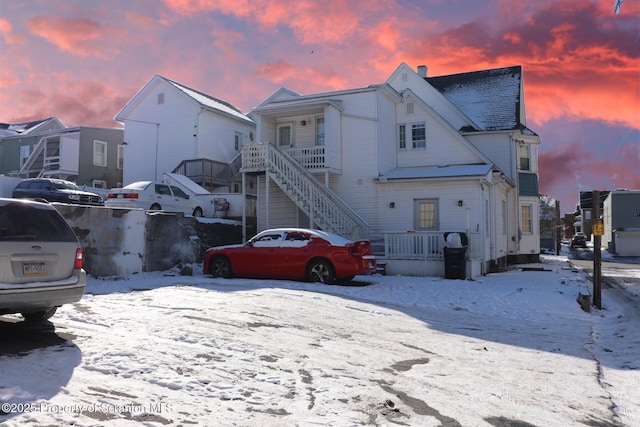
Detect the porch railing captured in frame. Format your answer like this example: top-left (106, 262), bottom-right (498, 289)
top-left (383, 232), bottom-right (481, 261)
top-left (286, 146), bottom-right (326, 169)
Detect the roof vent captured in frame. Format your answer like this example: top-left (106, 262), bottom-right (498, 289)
top-left (417, 65), bottom-right (427, 78)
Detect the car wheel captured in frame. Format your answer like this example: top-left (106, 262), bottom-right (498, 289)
top-left (150, 203), bottom-right (162, 210)
top-left (21, 307), bottom-right (57, 322)
top-left (209, 256), bottom-right (232, 278)
top-left (306, 259), bottom-right (336, 284)
top-left (192, 207), bottom-right (203, 217)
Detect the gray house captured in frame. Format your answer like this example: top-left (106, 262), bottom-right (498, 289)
top-left (0, 119), bottom-right (124, 189)
top-left (603, 190), bottom-right (640, 256)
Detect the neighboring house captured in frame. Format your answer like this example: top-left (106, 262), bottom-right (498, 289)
top-left (0, 118), bottom-right (124, 189)
top-left (242, 63), bottom-right (541, 277)
top-left (577, 190), bottom-right (610, 240)
top-left (603, 189), bottom-right (640, 256)
top-left (114, 75), bottom-right (256, 193)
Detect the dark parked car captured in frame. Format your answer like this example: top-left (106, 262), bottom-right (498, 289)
top-left (203, 228), bottom-right (376, 284)
top-left (571, 232), bottom-right (587, 248)
top-left (0, 198), bottom-right (86, 321)
top-left (13, 178), bottom-right (104, 206)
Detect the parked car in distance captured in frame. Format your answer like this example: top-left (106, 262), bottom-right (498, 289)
top-left (12, 178), bottom-right (104, 206)
top-left (105, 181), bottom-right (205, 217)
top-left (203, 228), bottom-right (376, 284)
top-left (0, 198), bottom-right (86, 321)
top-left (571, 232), bottom-right (587, 248)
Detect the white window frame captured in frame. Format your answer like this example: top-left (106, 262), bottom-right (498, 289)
top-left (19, 145), bottom-right (30, 167)
top-left (234, 132), bottom-right (242, 151)
top-left (414, 199), bottom-right (439, 230)
top-left (519, 143), bottom-right (530, 171)
top-left (93, 140), bottom-right (107, 167)
top-left (398, 123), bottom-right (426, 150)
top-left (315, 117), bottom-right (325, 146)
top-left (521, 204), bottom-right (533, 234)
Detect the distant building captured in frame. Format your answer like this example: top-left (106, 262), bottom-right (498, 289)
top-left (603, 190), bottom-right (640, 256)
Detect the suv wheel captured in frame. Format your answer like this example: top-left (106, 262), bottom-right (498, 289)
top-left (21, 307), bottom-right (57, 322)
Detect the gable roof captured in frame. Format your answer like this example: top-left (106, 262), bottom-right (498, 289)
top-left (427, 66), bottom-right (523, 132)
top-left (0, 117), bottom-right (64, 138)
top-left (115, 75), bottom-right (253, 125)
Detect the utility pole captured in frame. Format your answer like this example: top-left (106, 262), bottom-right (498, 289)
top-left (592, 190), bottom-right (603, 309)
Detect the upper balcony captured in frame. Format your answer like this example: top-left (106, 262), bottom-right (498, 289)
top-left (248, 99), bottom-right (343, 175)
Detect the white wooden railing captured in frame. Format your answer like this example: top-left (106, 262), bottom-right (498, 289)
top-left (242, 142), bottom-right (369, 240)
top-left (383, 232), bottom-right (481, 260)
top-left (286, 146), bottom-right (326, 169)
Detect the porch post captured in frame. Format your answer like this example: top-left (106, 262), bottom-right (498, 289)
top-left (242, 172), bottom-right (247, 242)
top-left (266, 172), bottom-right (270, 229)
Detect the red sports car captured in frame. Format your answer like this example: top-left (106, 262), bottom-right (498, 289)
top-left (203, 228), bottom-right (376, 284)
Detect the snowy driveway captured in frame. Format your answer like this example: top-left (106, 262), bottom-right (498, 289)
top-left (1, 255), bottom-right (638, 426)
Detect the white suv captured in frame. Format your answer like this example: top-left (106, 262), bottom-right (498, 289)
top-left (0, 198), bottom-right (86, 321)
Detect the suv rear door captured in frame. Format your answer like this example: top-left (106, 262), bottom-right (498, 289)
top-left (0, 200), bottom-right (79, 284)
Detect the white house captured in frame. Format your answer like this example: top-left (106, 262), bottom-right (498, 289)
top-left (114, 75), bottom-right (256, 192)
top-left (242, 63), bottom-right (541, 277)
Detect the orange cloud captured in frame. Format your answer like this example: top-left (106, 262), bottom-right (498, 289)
top-left (26, 16), bottom-right (121, 58)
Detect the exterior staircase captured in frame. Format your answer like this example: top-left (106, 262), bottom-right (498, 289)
top-left (243, 143), bottom-right (369, 240)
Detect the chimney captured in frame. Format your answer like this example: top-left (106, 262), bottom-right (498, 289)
top-left (417, 65), bottom-right (427, 78)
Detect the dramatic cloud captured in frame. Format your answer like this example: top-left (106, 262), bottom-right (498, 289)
top-left (1, 0), bottom-right (637, 213)
top-left (26, 16), bottom-right (122, 58)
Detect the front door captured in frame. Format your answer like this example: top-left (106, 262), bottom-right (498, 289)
top-left (277, 123), bottom-right (293, 148)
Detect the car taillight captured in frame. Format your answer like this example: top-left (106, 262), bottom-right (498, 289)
top-left (74, 248), bottom-right (83, 269)
top-left (107, 193), bottom-right (116, 199)
top-left (124, 193), bottom-right (139, 199)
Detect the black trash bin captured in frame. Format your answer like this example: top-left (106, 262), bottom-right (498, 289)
top-left (444, 247), bottom-right (466, 279)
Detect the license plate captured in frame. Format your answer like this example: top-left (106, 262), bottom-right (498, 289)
top-left (23, 262), bottom-right (46, 275)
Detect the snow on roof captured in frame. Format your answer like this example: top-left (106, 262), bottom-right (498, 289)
top-left (162, 173), bottom-right (210, 195)
top-left (378, 164), bottom-right (493, 181)
top-left (427, 66), bottom-right (522, 131)
top-left (0, 118), bottom-right (52, 137)
top-left (164, 78), bottom-right (254, 124)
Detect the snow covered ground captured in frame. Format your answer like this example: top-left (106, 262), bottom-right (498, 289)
top-left (0, 253), bottom-right (638, 426)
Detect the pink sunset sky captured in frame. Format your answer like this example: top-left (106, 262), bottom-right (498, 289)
top-left (0, 0), bottom-right (638, 214)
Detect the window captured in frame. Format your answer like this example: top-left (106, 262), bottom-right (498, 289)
top-left (414, 199), bottom-right (438, 230)
top-left (519, 144), bottom-right (530, 171)
top-left (398, 125), bottom-right (406, 149)
top-left (93, 180), bottom-right (107, 189)
top-left (93, 140), bottom-right (107, 167)
top-left (406, 103), bottom-right (414, 114)
top-left (157, 93), bottom-right (164, 104)
top-left (155, 184), bottom-right (171, 196)
top-left (171, 186), bottom-right (189, 199)
top-left (277, 123), bottom-right (292, 148)
top-left (234, 132), bottom-right (242, 151)
top-left (117, 145), bottom-right (124, 169)
top-left (412, 123), bottom-right (426, 148)
top-left (521, 204), bottom-right (532, 234)
top-left (20, 145), bottom-right (30, 167)
top-left (399, 123), bottom-right (426, 150)
top-left (316, 117), bottom-right (325, 146)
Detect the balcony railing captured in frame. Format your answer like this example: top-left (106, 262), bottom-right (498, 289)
top-left (242, 143), bottom-right (327, 172)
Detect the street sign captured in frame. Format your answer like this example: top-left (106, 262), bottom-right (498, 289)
top-left (593, 219), bottom-right (604, 236)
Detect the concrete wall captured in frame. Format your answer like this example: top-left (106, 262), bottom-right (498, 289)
top-left (54, 205), bottom-right (243, 277)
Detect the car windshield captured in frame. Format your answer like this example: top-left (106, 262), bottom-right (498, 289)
top-left (125, 182), bottom-right (152, 190)
top-left (54, 181), bottom-right (83, 191)
top-left (0, 203), bottom-right (77, 242)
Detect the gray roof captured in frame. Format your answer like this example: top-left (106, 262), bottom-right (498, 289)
top-left (427, 66), bottom-right (523, 132)
top-left (378, 164), bottom-right (493, 181)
